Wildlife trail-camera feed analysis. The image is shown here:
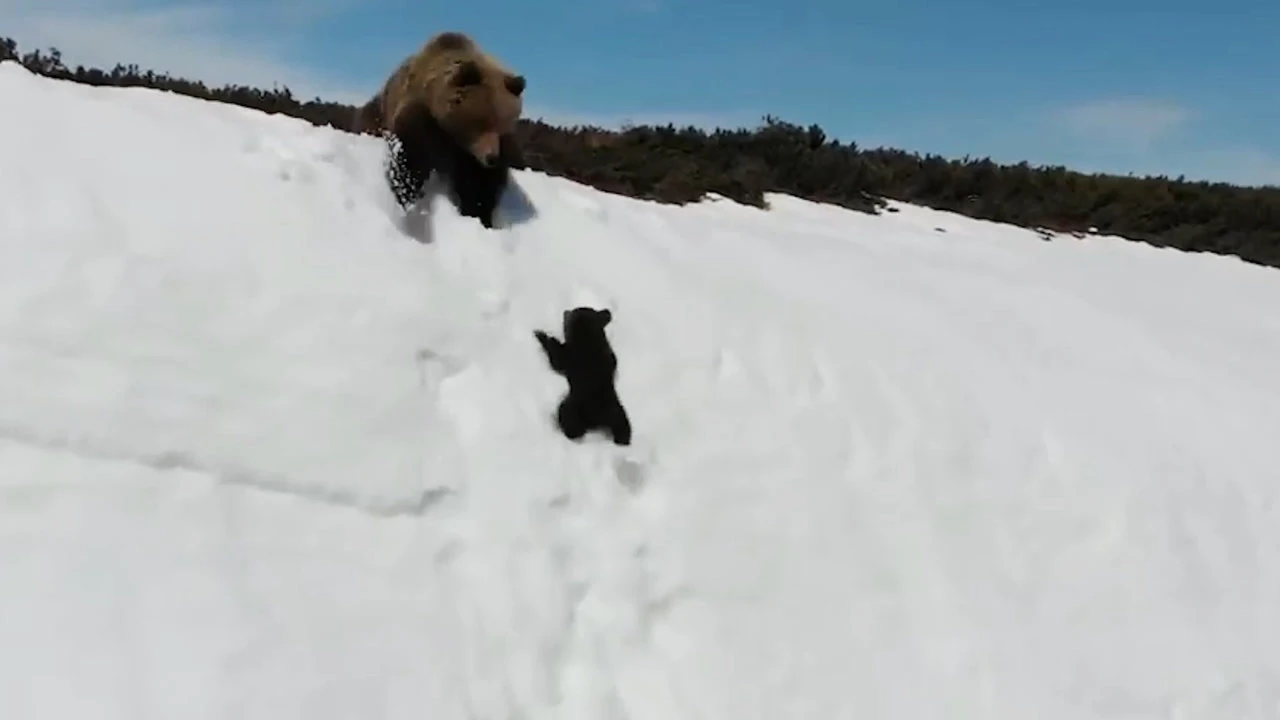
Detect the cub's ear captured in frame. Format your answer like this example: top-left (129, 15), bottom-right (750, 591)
top-left (597, 308), bottom-right (612, 325)
top-left (452, 60), bottom-right (484, 87)
top-left (505, 74), bottom-right (526, 96)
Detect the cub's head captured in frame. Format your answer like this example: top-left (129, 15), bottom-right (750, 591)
top-left (562, 307), bottom-right (612, 341)
top-left (440, 59), bottom-right (526, 167)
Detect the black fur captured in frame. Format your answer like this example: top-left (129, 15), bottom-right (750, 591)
top-left (534, 307), bottom-right (632, 446)
top-left (386, 101), bottom-right (524, 229)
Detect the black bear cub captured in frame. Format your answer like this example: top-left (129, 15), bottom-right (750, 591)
top-left (534, 307), bottom-right (632, 446)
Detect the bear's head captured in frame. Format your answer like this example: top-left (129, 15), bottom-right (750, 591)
top-left (562, 307), bottom-right (612, 341)
top-left (441, 59), bottom-right (526, 167)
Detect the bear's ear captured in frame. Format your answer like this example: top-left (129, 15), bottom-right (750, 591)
top-left (505, 74), bottom-right (526, 96)
top-left (452, 60), bottom-right (484, 87)
top-left (597, 308), bottom-right (611, 326)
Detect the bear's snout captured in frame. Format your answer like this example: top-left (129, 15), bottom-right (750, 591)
top-left (470, 131), bottom-right (503, 167)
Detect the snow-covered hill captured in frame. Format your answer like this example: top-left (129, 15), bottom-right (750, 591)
top-left (2, 60), bottom-right (1279, 720)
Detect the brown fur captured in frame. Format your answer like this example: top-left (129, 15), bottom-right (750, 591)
top-left (355, 31), bottom-right (525, 166)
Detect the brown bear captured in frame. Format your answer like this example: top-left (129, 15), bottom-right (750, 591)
top-left (354, 31), bottom-right (526, 229)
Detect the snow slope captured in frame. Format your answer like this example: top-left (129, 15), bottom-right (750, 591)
top-left (2, 60), bottom-right (1280, 719)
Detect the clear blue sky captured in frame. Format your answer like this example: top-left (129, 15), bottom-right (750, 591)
top-left (9, 0), bottom-right (1279, 186)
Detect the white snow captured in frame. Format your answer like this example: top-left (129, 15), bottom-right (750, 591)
top-left (2, 59), bottom-right (1280, 719)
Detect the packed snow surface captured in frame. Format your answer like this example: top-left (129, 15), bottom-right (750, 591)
top-left (2, 61), bottom-right (1280, 720)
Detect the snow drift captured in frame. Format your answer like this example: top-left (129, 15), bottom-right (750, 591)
top-left (2, 60), bottom-right (1279, 719)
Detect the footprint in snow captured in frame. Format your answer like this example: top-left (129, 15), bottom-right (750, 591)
top-left (614, 456), bottom-right (646, 493)
top-left (612, 442), bottom-right (654, 494)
